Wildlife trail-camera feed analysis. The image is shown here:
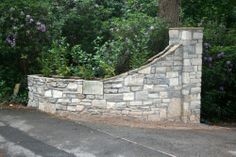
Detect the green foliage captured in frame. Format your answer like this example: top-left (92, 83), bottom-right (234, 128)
top-left (41, 38), bottom-right (70, 76)
top-left (202, 45), bottom-right (236, 121)
top-left (182, 0), bottom-right (236, 122)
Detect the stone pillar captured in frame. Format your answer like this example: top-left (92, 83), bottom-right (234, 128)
top-left (169, 27), bottom-right (203, 123)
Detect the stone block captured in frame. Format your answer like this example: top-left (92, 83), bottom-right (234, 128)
top-left (183, 73), bottom-right (190, 84)
top-left (131, 86), bottom-right (143, 92)
top-left (196, 43), bottom-right (203, 54)
top-left (83, 80), bottom-right (103, 95)
top-left (123, 93), bottom-right (134, 101)
top-left (67, 106), bottom-right (77, 112)
top-left (169, 30), bottom-right (179, 39)
top-left (169, 78), bottom-right (179, 86)
top-left (72, 99), bottom-right (81, 103)
top-left (77, 105), bottom-right (85, 112)
top-left (52, 90), bottom-right (63, 98)
top-left (184, 59), bottom-right (191, 66)
top-left (191, 87), bottom-right (201, 94)
top-left (124, 74), bottom-right (144, 86)
top-left (139, 67), bottom-right (151, 74)
top-left (104, 88), bottom-right (118, 94)
top-left (92, 100), bottom-right (106, 107)
top-left (160, 92), bottom-right (168, 98)
top-left (166, 72), bottom-right (179, 78)
top-left (160, 108), bottom-right (167, 119)
top-left (129, 101), bottom-right (142, 106)
top-left (107, 102), bottom-right (115, 109)
top-left (155, 67), bottom-right (167, 73)
top-left (193, 32), bottom-right (203, 39)
top-left (191, 58), bottom-right (202, 65)
top-left (148, 93), bottom-right (159, 99)
top-left (143, 85), bottom-right (153, 90)
top-left (44, 90), bottom-right (52, 97)
top-left (181, 31), bottom-right (192, 40)
top-left (57, 99), bottom-right (70, 103)
top-left (67, 83), bottom-right (77, 90)
top-left (104, 94), bottom-right (123, 101)
top-left (168, 98), bottom-right (181, 118)
top-left (77, 85), bottom-right (83, 93)
top-left (135, 91), bottom-right (148, 100)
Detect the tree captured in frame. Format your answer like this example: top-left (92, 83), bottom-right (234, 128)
top-left (159, 0), bottom-right (181, 27)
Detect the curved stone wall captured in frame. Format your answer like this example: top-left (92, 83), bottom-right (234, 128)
top-left (28, 27), bottom-right (203, 123)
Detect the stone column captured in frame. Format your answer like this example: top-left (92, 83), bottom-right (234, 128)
top-left (169, 27), bottom-right (203, 123)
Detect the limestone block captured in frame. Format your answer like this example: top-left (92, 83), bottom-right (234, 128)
top-left (77, 85), bottom-right (83, 93)
top-left (184, 59), bottom-right (191, 66)
top-left (168, 98), bottom-right (181, 118)
top-left (77, 105), bottom-right (85, 112)
top-left (92, 100), bottom-right (106, 107)
top-left (104, 88), bottom-right (118, 94)
top-left (52, 90), bottom-right (63, 98)
top-left (72, 99), bottom-right (81, 103)
top-left (107, 102), bottom-right (115, 109)
top-left (124, 74), bottom-right (144, 86)
top-left (196, 43), bottom-right (203, 54)
top-left (83, 80), bottom-right (103, 95)
top-left (135, 91), bottom-right (148, 100)
top-left (181, 31), bottom-right (192, 40)
top-left (139, 67), bottom-right (151, 74)
top-left (166, 72), bottom-right (179, 78)
top-left (148, 93), bottom-right (159, 99)
top-left (129, 101), bottom-right (142, 106)
top-left (123, 93), bottom-right (134, 101)
top-left (183, 73), bottom-right (190, 84)
top-left (143, 85), bottom-right (154, 90)
top-left (191, 58), bottom-right (202, 65)
top-left (131, 86), bottom-right (143, 92)
top-left (57, 99), bottom-right (70, 103)
top-left (191, 87), bottom-right (201, 94)
top-left (169, 30), bottom-right (179, 39)
top-left (44, 90), bottom-right (52, 97)
top-left (169, 78), bottom-right (179, 86)
top-left (67, 83), bottom-right (77, 90)
top-left (160, 92), bottom-right (168, 98)
top-left (160, 108), bottom-right (167, 119)
top-left (104, 94), bottom-right (123, 101)
top-left (67, 106), bottom-right (77, 112)
top-left (193, 32), bottom-right (203, 39)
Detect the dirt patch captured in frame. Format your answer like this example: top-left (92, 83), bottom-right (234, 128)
top-left (53, 111), bottom-right (233, 130)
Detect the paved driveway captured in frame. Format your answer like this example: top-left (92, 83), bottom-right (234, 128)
top-left (0, 109), bottom-right (235, 157)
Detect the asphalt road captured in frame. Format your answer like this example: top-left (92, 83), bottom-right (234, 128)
top-left (0, 109), bottom-right (235, 157)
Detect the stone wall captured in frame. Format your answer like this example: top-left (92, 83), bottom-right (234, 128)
top-left (28, 27), bottom-right (203, 123)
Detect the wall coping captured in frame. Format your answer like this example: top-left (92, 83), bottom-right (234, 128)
top-left (169, 27), bottom-right (204, 30)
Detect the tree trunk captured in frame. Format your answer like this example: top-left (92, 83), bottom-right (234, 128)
top-left (159, 0), bottom-right (181, 27)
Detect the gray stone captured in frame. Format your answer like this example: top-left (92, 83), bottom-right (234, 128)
top-left (124, 74), bottom-right (144, 86)
top-left (44, 90), bottom-right (52, 97)
top-left (67, 83), bottom-right (77, 90)
top-left (123, 93), bottom-right (134, 101)
top-left (52, 90), bottom-right (63, 98)
top-left (92, 100), bottom-right (106, 108)
top-left (104, 94), bottom-right (123, 101)
top-left (181, 31), bottom-right (192, 40)
top-left (135, 91), bottom-right (148, 100)
top-left (83, 80), bottom-right (103, 95)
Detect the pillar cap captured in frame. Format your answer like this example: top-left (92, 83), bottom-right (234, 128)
top-left (170, 27), bottom-right (204, 30)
